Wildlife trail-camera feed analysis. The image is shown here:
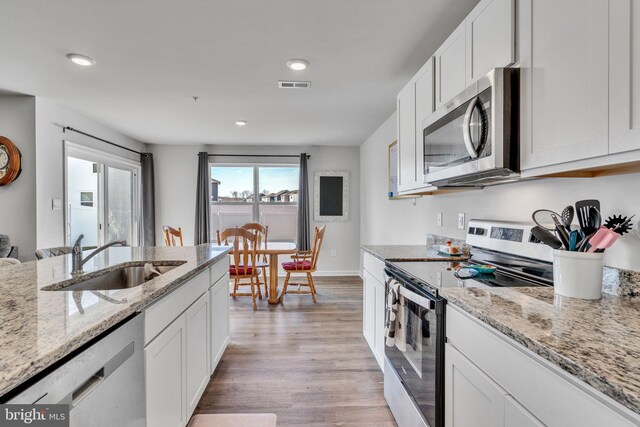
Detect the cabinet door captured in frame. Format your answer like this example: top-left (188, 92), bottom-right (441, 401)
top-left (146, 314), bottom-right (187, 427)
top-left (465, 0), bottom-right (514, 84)
top-left (435, 21), bottom-right (466, 107)
top-left (445, 344), bottom-right (506, 427)
top-left (609, 0), bottom-right (640, 154)
top-left (210, 274), bottom-right (230, 374)
top-left (504, 396), bottom-right (544, 427)
top-left (362, 271), bottom-right (376, 349)
top-left (519, 0), bottom-right (609, 170)
top-left (414, 57), bottom-right (435, 185)
top-left (373, 279), bottom-right (386, 371)
top-left (397, 80), bottom-right (417, 192)
top-left (186, 293), bottom-right (210, 418)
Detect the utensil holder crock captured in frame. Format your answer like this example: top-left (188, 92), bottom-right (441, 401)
top-left (553, 250), bottom-right (604, 300)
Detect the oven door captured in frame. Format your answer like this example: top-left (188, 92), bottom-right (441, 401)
top-left (385, 274), bottom-right (444, 427)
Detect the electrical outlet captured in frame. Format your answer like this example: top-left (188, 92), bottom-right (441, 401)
top-left (458, 212), bottom-right (466, 230)
top-left (437, 212), bottom-right (443, 227)
top-left (331, 249), bottom-right (337, 257)
top-left (436, 272), bottom-right (442, 287)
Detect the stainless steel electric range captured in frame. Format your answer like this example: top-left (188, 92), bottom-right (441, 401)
top-left (383, 220), bottom-right (554, 427)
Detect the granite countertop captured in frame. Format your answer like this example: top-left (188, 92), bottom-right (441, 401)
top-left (362, 245), bottom-right (469, 262)
top-left (0, 244), bottom-right (230, 399)
top-left (441, 286), bottom-right (640, 415)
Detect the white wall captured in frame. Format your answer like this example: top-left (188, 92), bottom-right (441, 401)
top-left (0, 95), bottom-right (36, 261)
top-left (152, 143), bottom-right (361, 274)
top-left (360, 112), bottom-right (640, 271)
top-left (35, 98), bottom-right (147, 250)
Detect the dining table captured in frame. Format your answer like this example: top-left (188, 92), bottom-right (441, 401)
top-left (252, 241), bottom-right (297, 304)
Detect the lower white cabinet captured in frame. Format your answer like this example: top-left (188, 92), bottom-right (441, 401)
top-left (185, 293), bottom-right (210, 417)
top-left (445, 344), bottom-right (506, 427)
top-left (145, 313), bottom-right (187, 427)
top-left (209, 273), bottom-right (230, 374)
top-left (362, 252), bottom-right (386, 371)
top-left (504, 396), bottom-right (544, 427)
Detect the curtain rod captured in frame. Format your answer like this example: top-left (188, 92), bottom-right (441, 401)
top-left (207, 153), bottom-right (310, 159)
top-left (63, 126), bottom-right (146, 157)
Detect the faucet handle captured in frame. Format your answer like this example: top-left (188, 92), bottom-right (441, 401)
top-left (73, 234), bottom-right (85, 251)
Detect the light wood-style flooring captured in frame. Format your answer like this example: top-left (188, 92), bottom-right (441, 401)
top-left (195, 276), bottom-right (397, 426)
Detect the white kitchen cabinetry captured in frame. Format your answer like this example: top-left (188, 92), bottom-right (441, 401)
top-left (209, 272), bottom-right (230, 374)
top-left (519, 0), bottom-right (609, 171)
top-left (185, 293), bottom-right (210, 417)
top-left (397, 80), bottom-right (417, 193)
top-left (609, 0), bottom-right (640, 154)
top-left (465, 0), bottom-right (515, 85)
top-left (362, 252), bottom-right (386, 370)
top-left (446, 305), bottom-right (640, 426)
top-left (145, 314), bottom-right (187, 427)
top-left (445, 344), bottom-right (506, 427)
top-left (435, 22), bottom-right (466, 108)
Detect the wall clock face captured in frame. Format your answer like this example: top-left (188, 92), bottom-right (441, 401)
top-left (0, 136), bottom-right (22, 186)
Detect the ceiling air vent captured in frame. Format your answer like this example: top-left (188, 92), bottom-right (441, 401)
top-left (278, 81), bottom-right (311, 89)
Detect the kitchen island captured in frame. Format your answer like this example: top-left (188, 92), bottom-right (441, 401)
top-left (0, 244), bottom-right (230, 401)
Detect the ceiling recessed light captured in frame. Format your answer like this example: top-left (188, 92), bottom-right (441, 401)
top-left (286, 59), bottom-right (309, 71)
top-left (66, 53), bottom-right (96, 67)
top-left (235, 120), bottom-right (248, 126)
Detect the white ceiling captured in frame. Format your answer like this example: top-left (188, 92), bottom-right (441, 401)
top-left (0, 0), bottom-right (478, 146)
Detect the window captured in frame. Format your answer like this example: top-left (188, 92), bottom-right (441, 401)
top-left (80, 191), bottom-right (94, 207)
top-left (211, 164), bottom-right (299, 241)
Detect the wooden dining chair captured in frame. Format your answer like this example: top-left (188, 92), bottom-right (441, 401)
top-left (162, 226), bottom-right (184, 246)
top-left (240, 223), bottom-right (269, 296)
top-left (217, 227), bottom-right (264, 309)
top-left (280, 225), bottom-right (326, 303)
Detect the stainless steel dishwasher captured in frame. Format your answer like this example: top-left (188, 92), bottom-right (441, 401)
top-left (7, 314), bottom-right (145, 426)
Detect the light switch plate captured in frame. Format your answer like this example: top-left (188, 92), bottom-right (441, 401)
top-left (458, 212), bottom-right (465, 230)
top-left (52, 198), bottom-right (62, 210)
top-left (437, 212), bottom-right (443, 227)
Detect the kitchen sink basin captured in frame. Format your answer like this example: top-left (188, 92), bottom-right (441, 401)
top-left (43, 262), bottom-right (186, 292)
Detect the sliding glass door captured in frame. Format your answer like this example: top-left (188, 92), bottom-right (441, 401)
top-left (65, 142), bottom-right (141, 247)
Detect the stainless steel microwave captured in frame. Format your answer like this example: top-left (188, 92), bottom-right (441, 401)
top-left (422, 68), bottom-right (520, 187)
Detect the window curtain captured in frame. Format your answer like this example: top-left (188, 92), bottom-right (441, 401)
top-left (296, 153), bottom-right (310, 251)
top-left (195, 152), bottom-right (211, 245)
top-left (140, 153), bottom-right (156, 246)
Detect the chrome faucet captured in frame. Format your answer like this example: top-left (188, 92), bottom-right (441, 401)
top-left (72, 234), bottom-right (127, 275)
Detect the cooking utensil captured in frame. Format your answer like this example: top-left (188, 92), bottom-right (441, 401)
top-left (551, 214), bottom-right (570, 250)
top-left (605, 214), bottom-right (635, 235)
top-left (575, 199), bottom-right (601, 232)
top-left (569, 230), bottom-right (579, 252)
top-left (531, 226), bottom-right (563, 249)
top-left (587, 226), bottom-right (620, 253)
top-left (561, 206), bottom-right (574, 232)
top-left (532, 209), bottom-right (561, 232)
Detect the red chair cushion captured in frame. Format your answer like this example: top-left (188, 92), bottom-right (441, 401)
top-left (282, 260), bottom-right (312, 271)
top-left (230, 265), bottom-right (254, 275)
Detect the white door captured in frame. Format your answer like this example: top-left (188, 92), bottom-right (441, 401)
top-left (145, 315), bottom-right (187, 427)
top-left (445, 344), bottom-right (507, 427)
top-left (435, 21), bottom-right (467, 107)
top-left (504, 396), bottom-right (545, 427)
top-left (414, 57), bottom-right (435, 186)
top-left (465, 0), bottom-right (515, 85)
top-left (397, 80), bottom-right (417, 192)
top-left (519, 0), bottom-right (609, 170)
top-left (210, 274), bottom-right (230, 374)
top-left (186, 293), bottom-right (210, 418)
top-left (609, 0), bottom-right (640, 154)
top-left (373, 279), bottom-right (386, 370)
top-left (363, 271), bottom-right (376, 349)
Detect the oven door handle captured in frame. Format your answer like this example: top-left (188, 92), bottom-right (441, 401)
top-left (463, 96), bottom-right (480, 159)
top-left (398, 285), bottom-right (436, 309)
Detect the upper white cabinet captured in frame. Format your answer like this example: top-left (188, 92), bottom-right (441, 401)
top-left (465, 0), bottom-right (515, 85)
top-left (435, 22), bottom-right (467, 108)
top-left (414, 58), bottom-right (435, 184)
top-left (609, 0), bottom-right (640, 154)
top-left (397, 80), bottom-right (417, 193)
top-left (519, 0), bottom-right (610, 170)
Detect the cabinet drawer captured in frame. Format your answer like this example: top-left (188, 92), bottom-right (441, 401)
top-left (209, 258), bottom-right (228, 286)
top-left (363, 252), bottom-right (385, 284)
top-left (446, 305), bottom-right (638, 426)
top-left (145, 269), bottom-right (209, 345)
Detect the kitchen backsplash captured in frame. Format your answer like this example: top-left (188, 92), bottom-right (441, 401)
top-left (426, 234), bottom-right (471, 256)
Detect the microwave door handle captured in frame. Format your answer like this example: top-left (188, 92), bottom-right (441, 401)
top-left (463, 96), bottom-right (480, 159)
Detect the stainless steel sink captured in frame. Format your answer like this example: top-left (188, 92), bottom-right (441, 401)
top-left (43, 262), bottom-right (186, 292)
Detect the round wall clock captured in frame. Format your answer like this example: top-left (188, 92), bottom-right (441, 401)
top-left (0, 136), bottom-right (22, 186)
